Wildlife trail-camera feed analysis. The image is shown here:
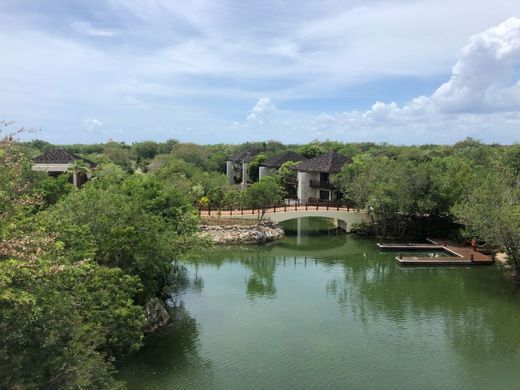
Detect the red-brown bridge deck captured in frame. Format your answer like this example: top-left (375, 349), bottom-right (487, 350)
top-left (199, 204), bottom-right (362, 217)
top-left (378, 239), bottom-right (494, 265)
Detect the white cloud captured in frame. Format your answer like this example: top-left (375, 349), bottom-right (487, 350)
top-left (230, 18), bottom-right (520, 144)
top-left (246, 97), bottom-right (277, 124)
top-left (1, 2), bottom-right (520, 143)
top-left (83, 118), bottom-right (103, 131)
top-left (70, 21), bottom-right (115, 37)
top-left (361, 17), bottom-right (520, 118)
top-left (430, 17), bottom-right (520, 113)
top-left (325, 17), bottom-right (520, 142)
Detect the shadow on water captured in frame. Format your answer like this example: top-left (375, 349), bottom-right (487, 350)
top-left (118, 270), bottom-right (213, 390)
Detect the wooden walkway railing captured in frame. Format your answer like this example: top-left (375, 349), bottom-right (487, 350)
top-left (199, 201), bottom-right (363, 216)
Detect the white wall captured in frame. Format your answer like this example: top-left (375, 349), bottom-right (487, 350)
top-left (259, 166), bottom-right (268, 180)
top-left (226, 161), bottom-right (235, 185)
top-left (297, 171), bottom-right (319, 202)
top-left (241, 162), bottom-right (249, 189)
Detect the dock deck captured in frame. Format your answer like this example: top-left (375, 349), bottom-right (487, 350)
top-left (378, 239), bottom-right (494, 265)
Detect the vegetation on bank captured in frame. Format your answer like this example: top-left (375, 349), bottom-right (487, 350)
top-left (1, 120), bottom-right (519, 388)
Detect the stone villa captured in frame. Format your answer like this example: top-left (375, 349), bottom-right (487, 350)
top-left (226, 148), bottom-right (350, 203)
top-left (294, 151), bottom-right (350, 202)
top-left (32, 148), bottom-right (97, 187)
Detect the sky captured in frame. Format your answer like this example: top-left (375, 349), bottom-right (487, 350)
top-left (1, 0), bottom-right (519, 145)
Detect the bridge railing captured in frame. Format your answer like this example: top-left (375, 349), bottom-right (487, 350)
top-left (199, 200), bottom-right (362, 216)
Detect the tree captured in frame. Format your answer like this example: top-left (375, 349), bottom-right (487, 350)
top-left (103, 142), bottom-right (135, 172)
top-left (248, 153), bottom-right (266, 182)
top-left (170, 143), bottom-right (210, 170)
top-left (453, 170), bottom-right (520, 273)
top-left (242, 176), bottom-right (285, 223)
top-left (131, 141), bottom-right (159, 166)
top-left (0, 259), bottom-right (143, 389)
top-left (41, 179), bottom-right (197, 300)
top-left (298, 144), bottom-right (324, 158)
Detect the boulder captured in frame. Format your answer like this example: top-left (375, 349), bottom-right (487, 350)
top-left (143, 298), bottom-right (171, 334)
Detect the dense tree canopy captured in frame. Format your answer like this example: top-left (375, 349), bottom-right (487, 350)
top-left (2, 124), bottom-right (520, 388)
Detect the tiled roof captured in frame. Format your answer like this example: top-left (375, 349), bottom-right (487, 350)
top-left (294, 151), bottom-right (350, 173)
top-left (34, 148), bottom-right (97, 167)
top-left (229, 148), bottom-right (262, 163)
top-left (261, 151), bottom-right (306, 168)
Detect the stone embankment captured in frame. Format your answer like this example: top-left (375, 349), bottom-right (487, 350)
top-left (200, 221), bottom-right (285, 244)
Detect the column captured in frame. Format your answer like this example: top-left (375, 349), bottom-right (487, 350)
top-left (259, 166), bottom-right (268, 180)
top-left (241, 162), bottom-right (249, 189)
top-left (226, 160), bottom-right (235, 185)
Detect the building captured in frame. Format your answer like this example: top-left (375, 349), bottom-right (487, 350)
top-left (226, 148), bottom-right (262, 189)
top-left (258, 150), bottom-right (306, 180)
top-left (295, 151), bottom-right (350, 202)
top-left (32, 148), bottom-right (97, 187)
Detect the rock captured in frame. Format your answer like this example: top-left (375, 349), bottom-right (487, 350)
top-left (143, 298), bottom-right (171, 334)
top-left (199, 221), bottom-right (285, 244)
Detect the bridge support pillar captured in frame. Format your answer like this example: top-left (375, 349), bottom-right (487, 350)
top-left (336, 219), bottom-right (348, 232)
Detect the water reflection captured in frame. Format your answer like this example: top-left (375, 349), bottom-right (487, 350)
top-left (119, 270), bottom-right (212, 389)
top-left (120, 218), bottom-right (520, 389)
top-left (242, 254), bottom-right (277, 299)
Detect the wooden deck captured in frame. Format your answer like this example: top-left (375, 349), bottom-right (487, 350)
top-left (378, 238), bottom-right (494, 266)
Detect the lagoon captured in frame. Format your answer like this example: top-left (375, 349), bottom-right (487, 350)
top-left (120, 218), bottom-right (520, 389)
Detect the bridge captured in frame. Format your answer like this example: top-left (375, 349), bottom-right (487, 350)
top-left (199, 203), bottom-right (370, 232)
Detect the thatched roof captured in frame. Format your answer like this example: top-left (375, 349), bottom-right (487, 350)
top-left (294, 151), bottom-right (349, 173)
top-left (261, 151), bottom-right (306, 168)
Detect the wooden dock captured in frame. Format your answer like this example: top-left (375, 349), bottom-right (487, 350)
top-left (377, 238), bottom-right (494, 266)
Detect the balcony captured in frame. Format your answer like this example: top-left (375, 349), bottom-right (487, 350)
top-left (309, 180), bottom-right (335, 189)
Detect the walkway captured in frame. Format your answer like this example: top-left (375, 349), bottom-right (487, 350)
top-left (200, 204), bottom-right (370, 233)
top-left (378, 238), bottom-right (494, 265)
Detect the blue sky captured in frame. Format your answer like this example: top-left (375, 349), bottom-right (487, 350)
top-left (1, 0), bottom-right (519, 144)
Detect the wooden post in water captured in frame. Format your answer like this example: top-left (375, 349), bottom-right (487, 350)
top-left (400, 252), bottom-right (403, 259)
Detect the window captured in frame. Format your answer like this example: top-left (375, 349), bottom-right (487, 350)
top-left (320, 172), bottom-right (329, 183)
top-left (319, 190), bottom-right (329, 200)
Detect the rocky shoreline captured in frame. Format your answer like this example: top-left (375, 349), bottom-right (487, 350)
top-left (200, 221), bottom-right (285, 244)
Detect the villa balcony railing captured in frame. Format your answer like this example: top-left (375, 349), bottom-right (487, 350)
top-left (309, 180), bottom-right (335, 189)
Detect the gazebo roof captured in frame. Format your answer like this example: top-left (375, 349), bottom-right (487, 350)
top-left (294, 151), bottom-right (350, 173)
top-left (261, 151), bottom-right (306, 168)
top-left (34, 148), bottom-right (97, 167)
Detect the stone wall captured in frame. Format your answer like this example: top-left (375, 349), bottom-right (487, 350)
top-left (200, 221), bottom-right (285, 244)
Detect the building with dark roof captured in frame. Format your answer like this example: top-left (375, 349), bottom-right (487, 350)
top-left (32, 148), bottom-right (97, 187)
top-left (229, 148), bottom-right (262, 163)
top-left (260, 151), bottom-right (306, 168)
top-left (226, 148), bottom-right (263, 189)
top-left (258, 151), bottom-right (306, 181)
top-left (294, 151), bottom-right (350, 202)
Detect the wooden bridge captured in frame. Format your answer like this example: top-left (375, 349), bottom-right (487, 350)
top-left (199, 202), bottom-right (370, 232)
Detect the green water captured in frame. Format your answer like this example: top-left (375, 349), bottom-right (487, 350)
top-left (119, 218), bottom-right (520, 389)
